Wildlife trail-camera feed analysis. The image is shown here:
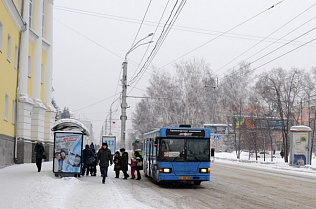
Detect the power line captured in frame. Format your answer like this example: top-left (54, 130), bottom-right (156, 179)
top-left (218, 36), bottom-right (316, 86)
top-left (252, 36), bottom-right (316, 71)
top-left (154, 0), bottom-right (286, 72)
top-left (54, 18), bottom-right (123, 60)
top-left (130, 0), bottom-right (152, 49)
top-left (214, 2), bottom-right (316, 75)
top-left (72, 92), bottom-right (121, 112)
top-left (128, 0), bottom-right (284, 90)
top-left (129, 0), bottom-right (187, 85)
top-left (53, 5), bottom-right (316, 47)
top-left (129, 0), bottom-right (170, 83)
top-left (54, 18), bottom-right (142, 67)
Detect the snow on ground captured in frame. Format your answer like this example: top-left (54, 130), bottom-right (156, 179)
top-left (214, 151), bottom-right (316, 177)
top-left (0, 153), bottom-right (315, 209)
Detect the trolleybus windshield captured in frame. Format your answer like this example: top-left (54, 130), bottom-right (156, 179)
top-left (160, 138), bottom-right (209, 162)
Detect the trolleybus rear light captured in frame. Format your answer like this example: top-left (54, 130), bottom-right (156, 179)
top-left (199, 168), bottom-right (210, 173)
top-left (159, 168), bottom-right (172, 173)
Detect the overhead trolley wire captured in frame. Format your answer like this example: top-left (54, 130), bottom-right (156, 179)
top-left (128, 0), bottom-right (181, 85)
top-left (217, 35), bottom-right (316, 87)
top-left (129, 0), bottom-right (187, 86)
top-left (130, 0), bottom-right (152, 49)
top-left (217, 14), bottom-right (316, 79)
top-left (54, 4), bottom-right (316, 48)
top-left (154, 0), bottom-right (286, 72)
top-left (251, 36), bottom-right (316, 72)
top-left (72, 92), bottom-right (121, 112)
top-left (214, 1), bottom-right (316, 75)
top-left (130, 0), bottom-right (170, 82)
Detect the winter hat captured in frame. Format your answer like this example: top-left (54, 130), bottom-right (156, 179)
top-left (115, 151), bottom-right (120, 155)
top-left (120, 148), bottom-right (125, 152)
top-left (102, 142), bottom-right (108, 146)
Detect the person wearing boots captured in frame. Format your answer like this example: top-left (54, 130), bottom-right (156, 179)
top-left (120, 148), bottom-right (129, 179)
top-left (135, 151), bottom-right (143, 180)
top-left (97, 143), bottom-right (113, 184)
top-left (34, 141), bottom-right (45, 172)
top-left (113, 151), bottom-right (122, 178)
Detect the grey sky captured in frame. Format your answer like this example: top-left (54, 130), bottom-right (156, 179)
top-left (52, 0), bottom-right (316, 142)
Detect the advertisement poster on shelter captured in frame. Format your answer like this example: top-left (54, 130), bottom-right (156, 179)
top-left (53, 132), bottom-right (83, 173)
top-left (292, 132), bottom-right (308, 166)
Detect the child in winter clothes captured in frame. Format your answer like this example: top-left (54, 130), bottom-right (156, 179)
top-left (130, 157), bottom-right (137, 179)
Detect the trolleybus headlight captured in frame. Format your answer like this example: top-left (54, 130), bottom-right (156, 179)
top-left (159, 168), bottom-right (172, 173)
top-left (199, 168), bottom-right (210, 173)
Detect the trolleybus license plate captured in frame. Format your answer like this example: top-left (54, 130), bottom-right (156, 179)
top-left (179, 177), bottom-right (190, 180)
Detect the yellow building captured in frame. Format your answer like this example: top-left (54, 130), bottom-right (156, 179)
top-left (0, 0), bottom-right (55, 167)
top-left (0, 0), bottom-right (24, 167)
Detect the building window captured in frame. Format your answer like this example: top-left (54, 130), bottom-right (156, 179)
top-left (4, 94), bottom-right (9, 121)
top-left (14, 45), bottom-right (18, 69)
top-left (28, 56), bottom-right (31, 77)
top-left (0, 22), bottom-right (3, 52)
top-left (7, 34), bottom-right (11, 62)
top-left (12, 100), bottom-right (16, 124)
top-left (29, 0), bottom-right (34, 29)
top-left (42, 0), bottom-right (46, 37)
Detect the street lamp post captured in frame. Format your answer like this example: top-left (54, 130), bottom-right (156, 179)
top-left (120, 33), bottom-right (153, 148)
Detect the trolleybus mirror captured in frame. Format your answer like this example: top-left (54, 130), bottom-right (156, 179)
top-left (211, 148), bottom-right (215, 157)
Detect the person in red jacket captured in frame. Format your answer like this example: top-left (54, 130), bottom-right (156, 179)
top-left (130, 157), bottom-right (137, 179)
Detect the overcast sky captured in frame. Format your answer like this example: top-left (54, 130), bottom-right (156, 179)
top-left (52, 0), bottom-right (316, 143)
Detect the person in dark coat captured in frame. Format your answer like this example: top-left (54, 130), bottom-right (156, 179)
top-left (97, 143), bottom-right (113, 184)
top-left (280, 150), bottom-right (284, 159)
top-left (113, 151), bottom-right (122, 178)
top-left (135, 151), bottom-right (143, 180)
top-left (34, 141), bottom-right (45, 172)
top-left (82, 145), bottom-right (92, 176)
top-left (120, 148), bottom-right (129, 179)
top-left (89, 143), bottom-right (97, 176)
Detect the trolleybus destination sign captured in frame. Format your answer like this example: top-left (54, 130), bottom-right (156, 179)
top-left (166, 129), bottom-right (205, 137)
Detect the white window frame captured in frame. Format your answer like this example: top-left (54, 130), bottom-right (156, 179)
top-left (28, 56), bottom-right (31, 77)
top-left (14, 45), bottom-right (18, 69)
top-left (42, 0), bottom-right (46, 37)
top-left (11, 100), bottom-right (16, 124)
top-left (29, 0), bottom-right (34, 29)
top-left (0, 22), bottom-right (3, 52)
top-left (7, 34), bottom-right (11, 62)
top-left (4, 94), bottom-right (9, 121)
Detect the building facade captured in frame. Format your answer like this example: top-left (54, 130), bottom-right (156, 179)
top-left (0, 0), bottom-right (55, 168)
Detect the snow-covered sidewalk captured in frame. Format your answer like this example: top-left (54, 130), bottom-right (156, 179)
top-left (214, 151), bottom-right (316, 176)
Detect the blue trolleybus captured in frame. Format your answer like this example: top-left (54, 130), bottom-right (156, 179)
top-left (143, 126), bottom-right (211, 185)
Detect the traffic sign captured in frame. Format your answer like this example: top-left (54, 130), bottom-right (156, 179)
top-left (214, 135), bottom-right (219, 141)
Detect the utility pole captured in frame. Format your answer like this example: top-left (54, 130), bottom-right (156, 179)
top-left (120, 61), bottom-right (128, 148)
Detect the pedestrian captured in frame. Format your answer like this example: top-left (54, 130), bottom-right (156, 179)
top-left (97, 143), bottom-right (113, 184)
top-left (34, 141), bottom-right (45, 172)
top-left (280, 150), bottom-right (284, 159)
top-left (135, 151), bottom-right (143, 180)
top-left (129, 156), bottom-right (137, 179)
top-left (90, 143), bottom-right (97, 176)
top-left (120, 148), bottom-right (129, 179)
top-left (113, 151), bottom-right (122, 178)
top-left (82, 144), bottom-right (93, 176)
